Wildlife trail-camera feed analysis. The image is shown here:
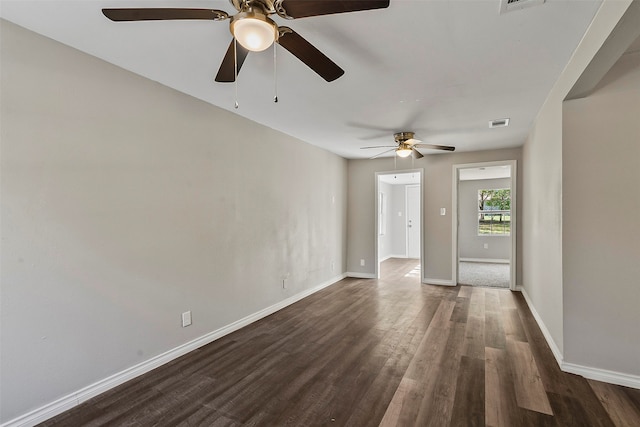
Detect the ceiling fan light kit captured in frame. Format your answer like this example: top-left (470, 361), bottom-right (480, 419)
top-left (230, 10), bottom-right (278, 52)
top-left (396, 143), bottom-right (413, 158)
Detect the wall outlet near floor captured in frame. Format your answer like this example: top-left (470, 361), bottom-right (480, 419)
top-left (182, 311), bottom-right (192, 327)
top-left (331, 261), bottom-right (335, 272)
top-left (360, 259), bottom-right (365, 266)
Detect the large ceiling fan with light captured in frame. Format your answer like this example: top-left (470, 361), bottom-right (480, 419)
top-left (361, 132), bottom-right (455, 158)
top-left (102, 0), bottom-right (390, 83)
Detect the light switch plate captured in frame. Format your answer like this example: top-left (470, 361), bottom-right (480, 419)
top-left (182, 311), bottom-right (192, 327)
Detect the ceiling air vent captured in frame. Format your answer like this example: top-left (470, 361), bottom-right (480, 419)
top-left (500, 0), bottom-right (545, 14)
top-left (489, 118), bottom-right (510, 128)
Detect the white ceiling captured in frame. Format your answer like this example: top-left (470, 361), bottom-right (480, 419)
top-left (0, 0), bottom-right (602, 159)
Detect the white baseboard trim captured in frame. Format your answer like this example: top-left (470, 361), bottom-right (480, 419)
top-left (562, 363), bottom-right (640, 390)
top-left (517, 286), bottom-right (640, 390)
top-left (422, 277), bottom-right (456, 286)
top-left (460, 258), bottom-right (510, 264)
top-left (346, 272), bottom-right (376, 279)
top-left (516, 286), bottom-right (564, 368)
top-left (1, 273), bottom-right (347, 427)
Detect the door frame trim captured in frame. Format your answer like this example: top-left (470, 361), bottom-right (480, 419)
top-left (374, 169), bottom-right (423, 280)
top-left (452, 160), bottom-right (517, 290)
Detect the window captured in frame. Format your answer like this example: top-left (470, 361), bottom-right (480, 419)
top-left (478, 189), bottom-right (511, 235)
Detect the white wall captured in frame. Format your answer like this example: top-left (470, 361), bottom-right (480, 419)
top-left (347, 148), bottom-right (522, 284)
top-left (562, 48), bottom-right (640, 375)
top-left (459, 178), bottom-right (511, 260)
top-left (521, 0), bottom-right (632, 359)
top-left (0, 20), bottom-right (347, 423)
top-left (377, 181), bottom-right (393, 260)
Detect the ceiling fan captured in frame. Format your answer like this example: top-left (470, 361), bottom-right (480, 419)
top-left (102, 0), bottom-right (390, 83)
top-left (361, 132), bottom-right (455, 159)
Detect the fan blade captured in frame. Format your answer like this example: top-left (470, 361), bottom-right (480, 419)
top-left (414, 143), bottom-right (456, 152)
top-left (102, 8), bottom-right (229, 22)
top-left (215, 40), bottom-right (250, 83)
top-left (277, 27), bottom-right (344, 82)
top-left (411, 148), bottom-right (424, 159)
top-left (360, 145), bottom-right (396, 149)
top-left (369, 148), bottom-right (396, 159)
top-left (278, 0), bottom-right (390, 19)
top-left (405, 138), bottom-right (422, 145)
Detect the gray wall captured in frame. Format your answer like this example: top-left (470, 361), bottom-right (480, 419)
top-left (521, 0), bottom-right (631, 358)
top-left (459, 178), bottom-right (511, 260)
top-left (0, 21), bottom-right (347, 422)
top-left (347, 148), bottom-right (522, 283)
top-left (562, 48), bottom-right (640, 375)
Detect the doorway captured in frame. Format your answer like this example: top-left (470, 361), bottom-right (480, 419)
top-left (375, 170), bottom-right (423, 280)
top-left (452, 161), bottom-right (517, 289)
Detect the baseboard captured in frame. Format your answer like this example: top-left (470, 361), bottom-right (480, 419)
top-left (346, 272), bottom-right (376, 279)
top-left (517, 286), bottom-right (640, 390)
top-left (561, 363), bottom-right (640, 390)
top-left (460, 258), bottom-right (510, 264)
top-left (517, 286), bottom-right (564, 368)
top-left (0, 273), bottom-right (347, 427)
top-left (422, 277), bottom-right (456, 286)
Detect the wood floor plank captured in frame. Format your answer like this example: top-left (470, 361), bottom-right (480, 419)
top-left (548, 391), bottom-right (616, 427)
top-left (589, 380), bottom-right (640, 427)
top-left (417, 322), bottom-right (466, 427)
top-left (458, 285), bottom-right (473, 298)
top-left (379, 378), bottom-right (419, 427)
top-left (485, 347), bottom-right (519, 427)
top-left (37, 258), bottom-right (640, 427)
top-left (507, 339), bottom-right (554, 415)
top-left (450, 356), bottom-right (485, 427)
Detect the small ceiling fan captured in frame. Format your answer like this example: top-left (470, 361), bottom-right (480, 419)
top-left (102, 0), bottom-right (390, 83)
top-left (361, 132), bottom-right (455, 159)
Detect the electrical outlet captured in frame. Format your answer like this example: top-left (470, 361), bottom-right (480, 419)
top-left (182, 311), bottom-right (192, 327)
top-left (484, 243), bottom-right (489, 249)
top-left (331, 261), bottom-right (335, 272)
top-left (360, 259), bottom-right (365, 266)
top-left (440, 208), bottom-right (446, 216)
top-left (282, 278), bottom-right (287, 289)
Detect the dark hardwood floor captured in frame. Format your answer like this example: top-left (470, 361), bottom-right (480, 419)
top-left (40, 258), bottom-right (640, 426)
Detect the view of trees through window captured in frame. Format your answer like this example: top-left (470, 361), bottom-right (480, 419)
top-left (478, 188), bottom-right (511, 235)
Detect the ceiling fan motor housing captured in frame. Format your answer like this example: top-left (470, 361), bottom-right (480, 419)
top-left (394, 132), bottom-right (415, 143)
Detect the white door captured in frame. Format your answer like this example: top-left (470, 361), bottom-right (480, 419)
top-left (406, 185), bottom-right (421, 259)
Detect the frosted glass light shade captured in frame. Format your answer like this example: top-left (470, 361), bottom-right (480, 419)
top-left (396, 148), bottom-right (412, 157)
top-left (232, 15), bottom-right (277, 52)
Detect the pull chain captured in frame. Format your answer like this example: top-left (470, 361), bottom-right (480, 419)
top-left (234, 38), bottom-right (239, 109)
top-left (273, 41), bottom-right (278, 103)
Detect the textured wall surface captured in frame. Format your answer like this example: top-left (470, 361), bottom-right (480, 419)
top-left (1, 21), bottom-right (347, 422)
